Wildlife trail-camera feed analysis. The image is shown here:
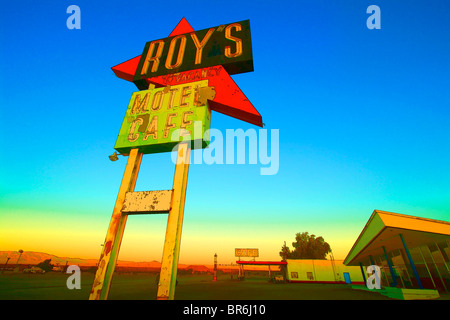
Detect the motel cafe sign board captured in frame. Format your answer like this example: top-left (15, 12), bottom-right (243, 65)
top-left (114, 80), bottom-right (213, 154)
top-left (90, 18), bottom-right (262, 301)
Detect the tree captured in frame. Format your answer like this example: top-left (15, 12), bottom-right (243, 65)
top-left (36, 259), bottom-right (54, 272)
top-left (16, 250), bottom-right (23, 265)
top-left (279, 241), bottom-right (291, 261)
top-left (280, 232), bottom-right (331, 260)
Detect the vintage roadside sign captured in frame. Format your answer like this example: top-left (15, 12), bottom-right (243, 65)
top-left (114, 80), bottom-right (213, 155)
top-left (91, 17), bottom-right (262, 302)
top-left (235, 248), bottom-right (259, 258)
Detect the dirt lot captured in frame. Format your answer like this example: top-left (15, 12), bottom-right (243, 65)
top-left (0, 272), bottom-right (448, 300)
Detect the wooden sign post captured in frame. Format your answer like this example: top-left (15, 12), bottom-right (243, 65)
top-left (90, 17), bottom-right (262, 300)
top-left (89, 148), bottom-right (142, 300)
top-left (157, 142), bottom-right (190, 300)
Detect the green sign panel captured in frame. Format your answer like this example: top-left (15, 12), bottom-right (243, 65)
top-left (114, 80), bottom-right (212, 155)
top-left (133, 20), bottom-right (253, 89)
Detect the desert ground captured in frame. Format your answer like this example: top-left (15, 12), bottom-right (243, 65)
top-left (2, 271), bottom-right (442, 300)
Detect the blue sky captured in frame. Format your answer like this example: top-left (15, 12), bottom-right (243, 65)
top-left (0, 1), bottom-right (449, 264)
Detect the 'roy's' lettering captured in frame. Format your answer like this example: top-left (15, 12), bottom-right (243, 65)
top-left (133, 19), bottom-right (252, 87)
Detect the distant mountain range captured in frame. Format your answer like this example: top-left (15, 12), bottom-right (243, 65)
top-left (0, 251), bottom-right (270, 271)
top-left (0, 251), bottom-right (167, 268)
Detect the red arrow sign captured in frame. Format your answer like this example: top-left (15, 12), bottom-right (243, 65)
top-left (111, 18), bottom-right (263, 127)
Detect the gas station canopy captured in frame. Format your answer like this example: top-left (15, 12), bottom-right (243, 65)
top-left (344, 210), bottom-right (450, 266)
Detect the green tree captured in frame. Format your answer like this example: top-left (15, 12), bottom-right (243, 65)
top-left (279, 241), bottom-right (291, 262)
top-left (280, 232), bottom-right (331, 260)
top-left (36, 259), bottom-right (54, 272)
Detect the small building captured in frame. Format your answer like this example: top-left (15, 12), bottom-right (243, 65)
top-left (185, 265), bottom-right (211, 274)
top-left (236, 261), bottom-right (286, 280)
top-left (286, 259), bottom-right (364, 284)
top-left (343, 210), bottom-right (449, 299)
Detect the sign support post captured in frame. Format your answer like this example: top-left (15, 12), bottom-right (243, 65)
top-left (157, 142), bottom-right (191, 300)
top-left (89, 148), bottom-right (142, 300)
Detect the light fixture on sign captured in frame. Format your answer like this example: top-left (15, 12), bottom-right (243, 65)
top-left (108, 151), bottom-right (126, 162)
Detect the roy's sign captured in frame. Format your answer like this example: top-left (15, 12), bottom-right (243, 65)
top-left (92, 17), bottom-right (263, 302)
top-left (111, 18), bottom-right (262, 127)
top-left (133, 20), bottom-right (253, 90)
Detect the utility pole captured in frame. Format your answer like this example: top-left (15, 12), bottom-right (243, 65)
top-left (213, 253), bottom-right (217, 281)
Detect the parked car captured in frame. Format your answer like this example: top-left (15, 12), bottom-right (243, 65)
top-left (272, 275), bottom-right (285, 283)
top-left (23, 267), bottom-right (45, 274)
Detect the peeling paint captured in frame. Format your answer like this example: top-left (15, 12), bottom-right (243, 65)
top-left (122, 190), bottom-right (172, 214)
top-left (195, 86), bottom-right (216, 106)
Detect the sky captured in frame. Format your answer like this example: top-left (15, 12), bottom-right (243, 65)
top-left (0, 1), bottom-right (449, 266)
